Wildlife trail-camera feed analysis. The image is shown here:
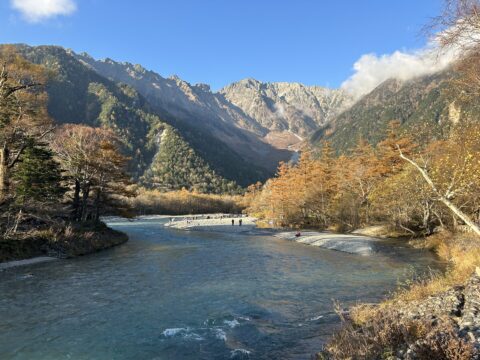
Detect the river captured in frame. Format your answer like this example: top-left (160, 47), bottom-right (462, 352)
top-left (0, 216), bottom-right (441, 360)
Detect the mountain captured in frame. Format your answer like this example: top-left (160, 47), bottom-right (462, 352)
top-left (311, 69), bottom-right (480, 153)
top-left (73, 53), bottom-right (351, 151)
top-left (8, 44), bottom-right (357, 191)
top-left (73, 52), bottom-right (289, 168)
top-left (11, 44), bottom-right (270, 191)
top-left (220, 79), bottom-right (351, 149)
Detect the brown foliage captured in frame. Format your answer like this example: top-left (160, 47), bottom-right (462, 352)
top-left (127, 188), bottom-right (244, 215)
top-left (321, 310), bottom-right (475, 360)
top-left (51, 124), bottom-right (132, 222)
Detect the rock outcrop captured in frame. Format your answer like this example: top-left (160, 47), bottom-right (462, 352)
top-left (321, 270), bottom-right (480, 359)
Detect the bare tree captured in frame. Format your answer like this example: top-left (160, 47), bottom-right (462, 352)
top-left (430, 0), bottom-right (480, 93)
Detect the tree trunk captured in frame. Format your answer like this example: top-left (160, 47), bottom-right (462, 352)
top-left (0, 146), bottom-right (9, 200)
top-left (80, 182), bottom-right (90, 223)
top-left (93, 188), bottom-right (102, 223)
top-left (0, 145), bottom-right (9, 201)
top-left (72, 179), bottom-right (81, 221)
top-left (439, 195), bottom-right (480, 237)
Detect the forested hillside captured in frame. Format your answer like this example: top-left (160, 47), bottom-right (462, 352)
top-left (312, 69), bottom-right (480, 153)
top-left (9, 44), bottom-right (271, 190)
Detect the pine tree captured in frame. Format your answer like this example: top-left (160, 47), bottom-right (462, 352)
top-left (12, 143), bottom-right (64, 205)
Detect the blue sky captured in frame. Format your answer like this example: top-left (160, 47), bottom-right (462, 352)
top-left (1, 0), bottom-right (443, 91)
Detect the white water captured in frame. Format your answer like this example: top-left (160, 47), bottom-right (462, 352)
top-left (275, 231), bottom-right (378, 255)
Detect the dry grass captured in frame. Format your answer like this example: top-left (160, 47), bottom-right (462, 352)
top-left (321, 231), bottom-right (480, 359)
top-left (393, 232), bottom-right (480, 302)
top-left (127, 188), bottom-right (244, 215)
top-left (320, 310), bottom-right (475, 360)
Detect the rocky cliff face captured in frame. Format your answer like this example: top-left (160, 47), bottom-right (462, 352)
top-left (11, 44), bottom-right (272, 189)
top-left (74, 52), bottom-right (352, 150)
top-left (220, 79), bottom-right (351, 149)
top-left (220, 78), bottom-right (351, 138)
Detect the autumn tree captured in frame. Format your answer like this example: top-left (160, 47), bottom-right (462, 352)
top-left (376, 121), bottom-right (416, 177)
top-left (300, 148), bottom-right (335, 228)
top-left (398, 122), bottom-right (480, 236)
top-left (51, 124), bottom-right (132, 223)
top-left (0, 46), bottom-right (52, 203)
top-left (370, 167), bottom-right (438, 235)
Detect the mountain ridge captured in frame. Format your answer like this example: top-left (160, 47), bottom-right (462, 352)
top-left (311, 68), bottom-right (480, 153)
top-left (9, 44), bottom-right (269, 191)
top-left (73, 51), bottom-right (352, 151)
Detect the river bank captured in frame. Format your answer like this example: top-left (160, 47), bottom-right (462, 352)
top-left (164, 214), bottom-right (256, 232)
top-left (317, 230), bottom-right (480, 359)
top-left (0, 222), bottom-right (128, 264)
top-left (319, 269), bottom-right (480, 359)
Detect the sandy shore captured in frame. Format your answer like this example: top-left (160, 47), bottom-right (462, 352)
top-left (165, 215), bottom-right (256, 233)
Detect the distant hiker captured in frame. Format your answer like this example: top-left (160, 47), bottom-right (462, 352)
top-left (239, 219), bottom-right (242, 226)
top-left (232, 219), bottom-right (235, 226)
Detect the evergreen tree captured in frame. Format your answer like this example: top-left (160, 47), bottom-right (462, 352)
top-left (12, 143), bottom-right (64, 205)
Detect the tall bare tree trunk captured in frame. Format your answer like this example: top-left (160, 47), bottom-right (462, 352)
top-left (93, 188), bottom-right (102, 223)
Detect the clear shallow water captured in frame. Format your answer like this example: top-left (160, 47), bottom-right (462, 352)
top-left (0, 217), bottom-right (442, 360)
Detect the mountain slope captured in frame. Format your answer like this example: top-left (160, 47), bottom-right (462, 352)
top-left (311, 69), bottom-right (480, 153)
top-left (74, 53), bottom-right (351, 152)
top-left (220, 78), bottom-right (351, 148)
top-left (73, 52), bottom-right (291, 171)
top-left (11, 44), bottom-right (265, 189)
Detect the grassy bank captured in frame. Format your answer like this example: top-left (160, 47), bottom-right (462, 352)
top-left (0, 221), bottom-right (128, 263)
top-left (319, 231), bottom-right (480, 359)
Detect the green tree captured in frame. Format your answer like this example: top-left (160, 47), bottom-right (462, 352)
top-left (12, 143), bottom-right (64, 205)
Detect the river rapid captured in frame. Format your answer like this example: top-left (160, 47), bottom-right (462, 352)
top-left (0, 216), bottom-right (442, 360)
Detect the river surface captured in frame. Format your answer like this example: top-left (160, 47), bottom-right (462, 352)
top-left (0, 216), bottom-right (442, 360)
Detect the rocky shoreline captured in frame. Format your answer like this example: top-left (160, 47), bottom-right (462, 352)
top-left (392, 270), bottom-right (480, 359)
top-left (320, 269), bottom-right (480, 359)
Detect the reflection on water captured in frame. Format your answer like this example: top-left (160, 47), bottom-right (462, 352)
top-left (0, 217), bottom-right (442, 360)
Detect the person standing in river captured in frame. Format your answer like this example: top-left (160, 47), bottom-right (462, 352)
top-left (239, 219), bottom-right (242, 226)
top-left (232, 219), bottom-right (234, 226)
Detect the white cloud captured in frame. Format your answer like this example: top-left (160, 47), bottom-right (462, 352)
top-left (341, 42), bottom-right (459, 100)
top-left (11, 0), bottom-right (77, 23)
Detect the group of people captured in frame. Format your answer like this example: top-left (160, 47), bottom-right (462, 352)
top-left (232, 219), bottom-right (243, 226)
top-left (168, 213), bottom-right (247, 227)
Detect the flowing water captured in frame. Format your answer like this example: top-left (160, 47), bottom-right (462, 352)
top-left (0, 217), bottom-right (442, 360)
